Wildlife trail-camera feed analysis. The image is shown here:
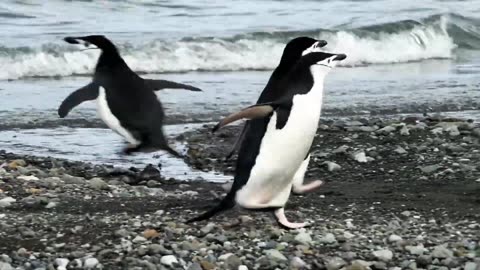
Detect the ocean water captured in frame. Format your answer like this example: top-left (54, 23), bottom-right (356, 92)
top-left (0, 0), bottom-right (479, 180)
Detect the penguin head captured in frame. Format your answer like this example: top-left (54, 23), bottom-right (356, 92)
top-left (64, 35), bottom-right (117, 52)
top-left (280, 37), bottom-right (327, 65)
top-left (300, 51), bottom-right (347, 76)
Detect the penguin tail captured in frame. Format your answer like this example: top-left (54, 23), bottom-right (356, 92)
top-left (186, 192), bottom-right (236, 224)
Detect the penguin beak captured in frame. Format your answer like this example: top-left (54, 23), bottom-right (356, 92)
top-left (333, 54), bottom-right (347, 61)
top-left (64, 36), bottom-right (82, 45)
top-left (64, 36), bottom-right (99, 51)
top-left (317, 40), bottom-right (328, 48)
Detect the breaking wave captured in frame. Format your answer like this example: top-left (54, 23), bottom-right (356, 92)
top-left (0, 13), bottom-right (478, 80)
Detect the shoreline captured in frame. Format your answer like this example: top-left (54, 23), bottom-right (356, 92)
top-left (0, 113), bottom-right (479, 269)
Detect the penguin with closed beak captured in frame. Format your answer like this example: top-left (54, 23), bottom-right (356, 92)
top-left (58, 35), bottom-right (202, 156)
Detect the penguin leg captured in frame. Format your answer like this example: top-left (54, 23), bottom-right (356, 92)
top-left (144, 79), bottom-right (202, 92)
top-left (143, 130), bottom-right (183, 158)
top-left (123, 141), bottom-right (181, 158)
top-left (274, 208), bottom-right (308, 229)
top-left (293, 180), bottom-right (323, 194)
top-left (291, 154), bottom-right (323, 195)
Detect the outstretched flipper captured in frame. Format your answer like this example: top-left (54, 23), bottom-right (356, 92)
top-left (212, 103), bottom-right (279, 133)
top-left (58, 82), bottom-right (99, 118)
top-left (144, 79), bottom-right (202, 92)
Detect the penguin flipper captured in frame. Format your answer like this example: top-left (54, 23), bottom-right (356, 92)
top-left (144, 79), bottom-right (202, 92)
top-left (58, 82), bottom-right (99, 118)
top-left (212, 103), bottom-right (278, 133)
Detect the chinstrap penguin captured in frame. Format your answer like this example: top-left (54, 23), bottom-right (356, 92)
top-left (225, 37), bottom-right (328, 199)
top-left (187, 51), bottom-right (347, 229)
top-left (58, 35), bottom-right (202, 156)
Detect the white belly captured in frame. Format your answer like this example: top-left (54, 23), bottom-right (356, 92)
top-left (97, 87), bottom-right (140, 146)
top-left (236, 82), bottom-right (324, 207)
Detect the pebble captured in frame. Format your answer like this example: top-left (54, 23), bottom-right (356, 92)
top-left (343, 232), bottom-right (355, 239)
top-left (8, 159), bottom-right (26, 169)
top-left (187, 262), bottom-right (202, 270)
top-left (143, 229), bottom-right (160, 239)
top-left (17, 175), bottom-right (39, 181)
top-left (225, 254), bottom-right (242, 269)
top-left (148, 244), bottom-right (165, 255)
top-left (132, 236), bottom-right (147, 243)
top-left (295, 231), bottom-right (313, 245)
top-left (372, 249), bottom-right (393, 261)
top-left (432, 245), bottom-right (453, 258)
top-left (290, 257), bottom-right (307, 268)
top-left (238, 266), bottom-right (248, 270)
top-left (200, 260), bottom-right (215, 270)
top-left (0, 262), bottom-right (13, 270)
top-left (54, 258), bottom-right (69, 270)
top-left (406, 244), bottom-right (428, 255)
top-left (326, 257), bottom-right (347, 270)
top-left (420, 164), bottom-right (442, 174)
top-left (45, 202), bottom-right (57, 209)
top-left (62, 174), bottom-right (84, 185)
top-left (377, 125), bottom-right (396, 134)
top-left (84, 258), bottom-right (99, 269)
top-left (88, 178), bottom-right (109, 190)
top-left (325, 161), bottom-right (342, 172)
top-left (352, 151), bottom-right (368, 163)
top-left (464, 262), bottom-right (478, 270)
top-left (0, 197), bottom-right (16, 208)
top-left (201, 223), bottom-right (216, 235)
top-left (333, 145), bottom-right (349, 154)
top-left (319, 233), bottom-right (337, 244)
top-left (160, 255), bottom-right (178, 266)
top-left (388, 234), bottom-right (403, 242)
top-left (394, 146), bottom-right (407, 154)
top-left (265, 249), bottom-right (287, 261)
top-left (400, 126), bottom-right (410, 135)
top-left (416, 255), bottom-right (432, 267)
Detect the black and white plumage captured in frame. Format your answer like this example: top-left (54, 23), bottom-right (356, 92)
top-left (58, 35), bottom-right (202, 156)
top-left (225, 37), bottom-right (327, 160)
top-left (187, 51), bottom-right (347, 229)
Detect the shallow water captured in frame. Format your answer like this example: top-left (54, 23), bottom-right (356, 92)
top-left (0, 0), bottom-right (479, 179)
top-left (0, 123), bottom-right (230, 182)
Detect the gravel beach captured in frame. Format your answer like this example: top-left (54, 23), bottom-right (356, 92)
top-left (0, 114), bottom-right (479, 270)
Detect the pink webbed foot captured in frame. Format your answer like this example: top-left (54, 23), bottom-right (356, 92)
top-left (292, 180), bottom-right (323, 195)
top-left (274, 208), bottom-right (309, 229)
